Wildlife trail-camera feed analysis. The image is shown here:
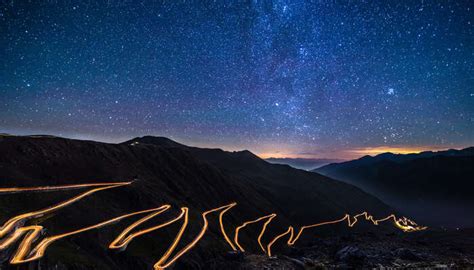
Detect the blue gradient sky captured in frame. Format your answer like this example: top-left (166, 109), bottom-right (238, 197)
top-left (1, 1), bottom-right (473, 159)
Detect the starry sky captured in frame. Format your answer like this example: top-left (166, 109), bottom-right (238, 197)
top-left (1, 1), bottom-right (473, 159)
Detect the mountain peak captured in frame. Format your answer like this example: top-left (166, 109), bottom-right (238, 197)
top-left (122, 136), bottom-right (185, 148)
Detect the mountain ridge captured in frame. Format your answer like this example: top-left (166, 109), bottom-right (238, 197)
top-left (0, 134), bottom-right (396, 269)
top-left (265, 157), bottom-right (344, 170)
top-left (316, 146), bottom-right (474, 171)
top-left (314, 147), bottom-right (474, 228)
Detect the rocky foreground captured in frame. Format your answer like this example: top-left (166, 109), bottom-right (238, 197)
top-left (206, 229), bottom-right (474, 269)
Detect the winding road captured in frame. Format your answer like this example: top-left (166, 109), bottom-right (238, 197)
top-left (0, 181), bottom-right (426, 269)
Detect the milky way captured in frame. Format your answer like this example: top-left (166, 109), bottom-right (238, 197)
top-left (1, 1), bottom-right (473, 158)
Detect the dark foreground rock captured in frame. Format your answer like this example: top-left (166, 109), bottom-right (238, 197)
top-left (205, 229), bottom-right (474, 269)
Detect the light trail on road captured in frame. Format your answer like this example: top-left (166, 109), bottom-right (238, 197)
top-left (0, 182), bottom-right (131, 194)
top-left (233, 213), bottom-right (276, 253)
top-left (0, 181), bottom-right (427, 269)
top-left (265, 212), bottom-right (426, 256)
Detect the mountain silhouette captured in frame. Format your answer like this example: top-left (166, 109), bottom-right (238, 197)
top-left (264, 157), bottom-right (343, 170)
top-left (314, 147), bottom-right (474, 228)
top-left (0, 134), bottom-right (392, 269)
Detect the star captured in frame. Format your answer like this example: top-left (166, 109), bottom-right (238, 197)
top-left (1, 1), bottom-right (472, 159)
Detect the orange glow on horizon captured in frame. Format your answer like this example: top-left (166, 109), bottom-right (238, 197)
top-left (257, 145), bottom-right (460, 160)
top-left (345, 146), bottom-right (451, 157)
top-left (258, 152), bottom-right (296, 159)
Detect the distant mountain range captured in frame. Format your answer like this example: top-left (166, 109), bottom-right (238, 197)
top-left (264, 157), bottom-right (343, 170)
top-left (314, 147), bottom-right (474, 228)
top-left (0, 134), bottom-right (391, 269)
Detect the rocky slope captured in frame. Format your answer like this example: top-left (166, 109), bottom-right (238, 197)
top-left (0, 134), bottom-right (393, 269)
top-left (205, 228), bottom-right (474, 269)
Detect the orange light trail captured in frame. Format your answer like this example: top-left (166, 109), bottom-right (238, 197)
top-left (110, 205), bottom-right (178, 250)
top-left (0, 182), bottom-right (131, 194)
top-left (0, 182), bottom-right (427, 269)
top-left (153, 203), bottom-right (237, 270)
top-left (233, 213), bottom-right (276, 252)
top-left (265, 212), bottom-right (427, 256)
top-left (0, 181), bottom-right (132, 257)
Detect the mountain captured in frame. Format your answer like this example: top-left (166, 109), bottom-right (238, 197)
top-left (264, 157), bottom-right (343, 170)
top-left (0, 135), bottom-right (393, 270)
top-left (123, 136), bottom-right (392, 226)
top-left (314, 147), bottom-right (474, 228)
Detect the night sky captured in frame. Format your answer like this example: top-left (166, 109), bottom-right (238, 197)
top-left (1, 1), bottom-right (473, 159)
